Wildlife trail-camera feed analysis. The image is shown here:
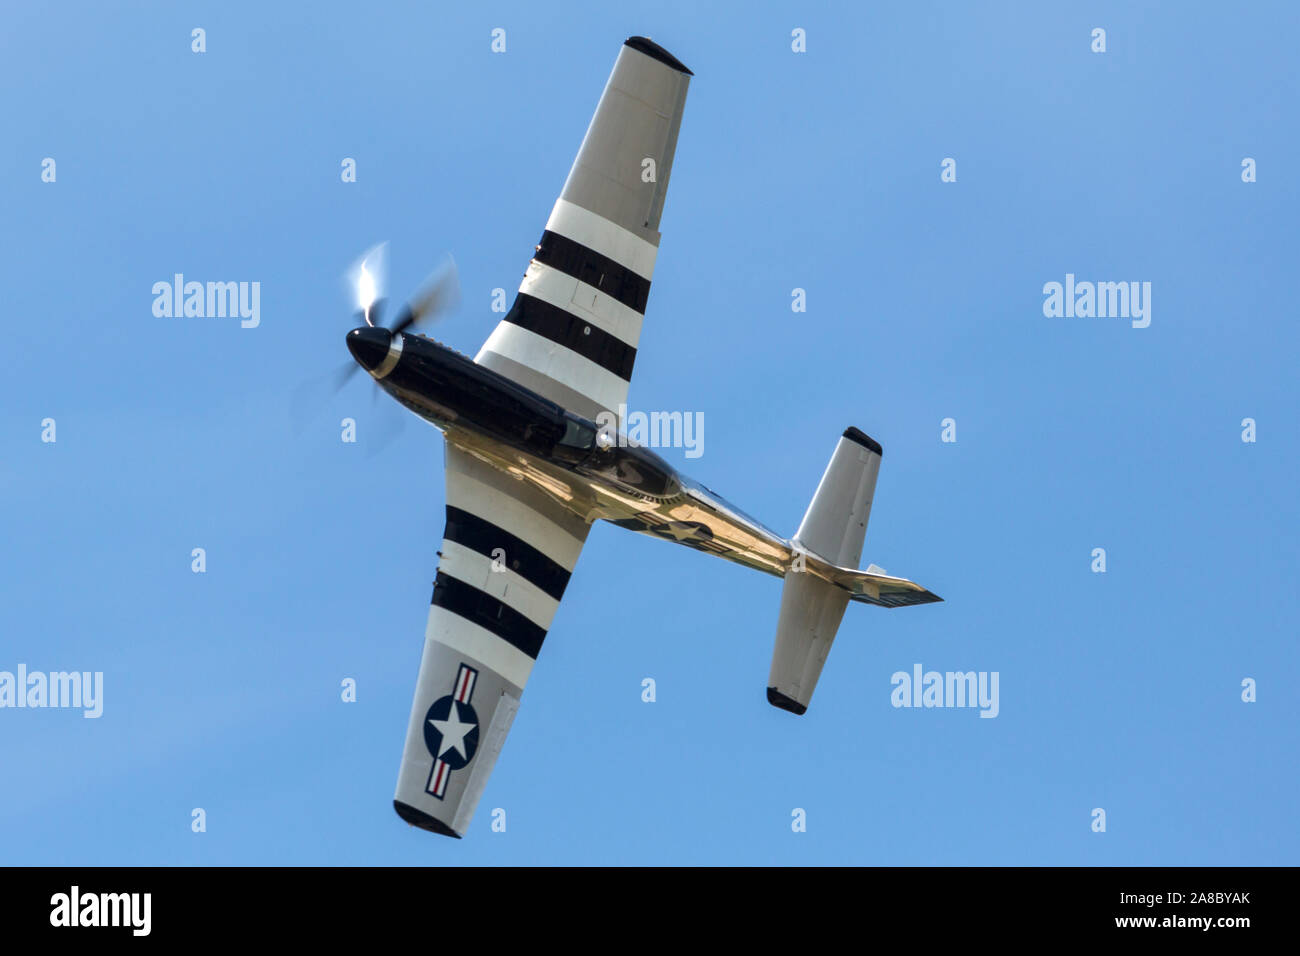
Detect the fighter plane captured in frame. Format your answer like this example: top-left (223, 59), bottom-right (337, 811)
top-left (340, 37), bottom-right (942, 838)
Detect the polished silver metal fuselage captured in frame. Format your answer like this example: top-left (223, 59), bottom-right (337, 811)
top-left (375, 332), bottom-right (796, 579)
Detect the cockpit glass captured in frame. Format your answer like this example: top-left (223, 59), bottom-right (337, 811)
top-left (559, 415), bottom-right (596, 449)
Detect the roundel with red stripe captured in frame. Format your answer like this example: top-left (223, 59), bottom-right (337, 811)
top-left (422, 664), bottom-right (481, 797)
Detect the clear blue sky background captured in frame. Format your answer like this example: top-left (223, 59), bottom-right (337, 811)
top-left (2, 1), bottom-right (1296, 865)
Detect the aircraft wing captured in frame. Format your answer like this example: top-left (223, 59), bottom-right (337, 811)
top-left (475, 37), bottom-right (692, 421)
top-left (393, 443), bottom-right (592, 837)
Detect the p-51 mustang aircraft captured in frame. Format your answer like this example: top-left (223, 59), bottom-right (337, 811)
top-left (341, 37), bottom-right (941, 838)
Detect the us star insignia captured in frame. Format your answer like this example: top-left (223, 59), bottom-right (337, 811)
top-left (423, 664), bottom-right (481, 799)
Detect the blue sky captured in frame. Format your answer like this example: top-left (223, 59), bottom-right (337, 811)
top-left (2, 1), bottom-right (1296, 865)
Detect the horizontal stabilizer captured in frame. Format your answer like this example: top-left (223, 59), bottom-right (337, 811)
top-left (766, 571), bottom-right (849, 715)
top-left (822, 564), bottom-right (942, 608)
top-left (793, 426), bottom-right (882, 569)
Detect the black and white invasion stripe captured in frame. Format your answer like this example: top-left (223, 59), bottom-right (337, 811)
top-left (475, 198), bottom-right (659, 419)
top-left (425, 445), bottom-right (592, 690)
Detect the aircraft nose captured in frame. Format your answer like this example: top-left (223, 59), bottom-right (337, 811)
top-left (347, 326), bottom-right (392, 371)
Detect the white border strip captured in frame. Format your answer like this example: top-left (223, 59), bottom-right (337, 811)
top-left (444, 469), bottom-right (587, 570)
top-left (476, 323), bottom-right (629, 416)
top-left (426, 605), bottom-right (535, 690)
top-left (546, 198), bottom-right (659, 280)
top-left (520, 260), bottom-right (644, 349)
top-left (437, 541), bottom-right (562, 631)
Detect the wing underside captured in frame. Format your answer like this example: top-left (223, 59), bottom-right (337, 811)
top-left (393, 442), bottom-right (591, 837)
top-left (475, 37), bottom-right (692, 421)
top-left (397, 39), bottom-right (692, 835)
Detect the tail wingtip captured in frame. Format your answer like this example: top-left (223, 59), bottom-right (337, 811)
top-left (624, 36), bottom-right (693, 75)
top-left (842, 426), bottom-right (883, 456)
top-left (766, 687), bottom-right (808, 715)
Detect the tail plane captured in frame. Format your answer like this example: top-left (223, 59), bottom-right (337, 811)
top-left (767, 428), bottom-right (940, 715)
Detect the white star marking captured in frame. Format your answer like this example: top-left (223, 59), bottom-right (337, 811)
top-left (430, 703), bottom-right (476, 760)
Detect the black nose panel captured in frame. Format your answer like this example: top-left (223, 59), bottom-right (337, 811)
top-left (347, 326), bottom-right (392, 371)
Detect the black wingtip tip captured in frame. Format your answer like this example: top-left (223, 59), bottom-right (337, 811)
top-left (394, 800), bottom-right (463, 838)
top-left (767, 687), bottom-right (808, 715)
top-left (624, 36), bottom-right (693, 75)
top-left (842, 426), bottom-right (883, 456)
